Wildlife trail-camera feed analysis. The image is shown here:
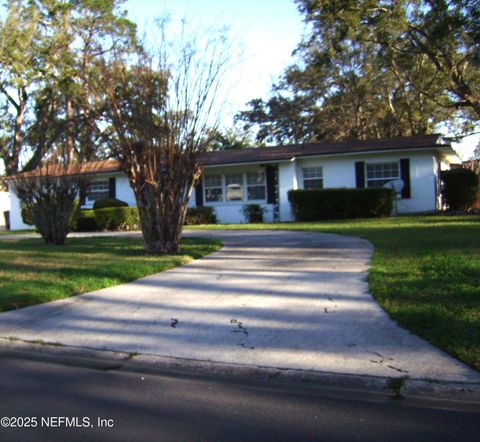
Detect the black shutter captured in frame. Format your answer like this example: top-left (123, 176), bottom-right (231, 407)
top-left (265, 165), bottom-right (277, 204)
top-left (400, 158), bottom-right (411, 198)
top-left (79, 188), bottom-right (87, 206)
top-left (355, 161), bottom-right (365, 188)
top-left (108, 177), bottom-right (116, 199)
top-left (195, 180), bottom-right (204, 207)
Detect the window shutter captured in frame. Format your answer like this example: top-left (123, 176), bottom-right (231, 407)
top-left (195, 180), bottom-right (204, 207)
top-left (400, 158), bottom-right (411, 198)
top-left (355, 162), bottom-right (365, 188)
top-left (265, 165), bottom-right (277, 204)
top-left (108, 177), bottom-right (116, 198)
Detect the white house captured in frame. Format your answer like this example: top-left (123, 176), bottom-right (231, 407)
top-left (7, 134), bottom-right (459, 230)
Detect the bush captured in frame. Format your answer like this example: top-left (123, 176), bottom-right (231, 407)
top-left (441, 168), bottom-right (479, 212)
top-left (241, 204), bottom-right (265, 223)
top-left (21, 205), bottom-right (32, 225)
top-left (184, 207), bottom-right (217, 225)
top-left (94, 206), bottom-right (140, 231)
top-left (93, 198), bottom-right (128, 209)
top-left (288, 188), bottom-right (394, 221)
top-left (72, 209), bottom-right (97, 232)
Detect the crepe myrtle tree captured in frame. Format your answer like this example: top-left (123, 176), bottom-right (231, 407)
top-left (9, 160), bottom-right (92, 244)
top-left (101, 24), bottom-right (231, 254)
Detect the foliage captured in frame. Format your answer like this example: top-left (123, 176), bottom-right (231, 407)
top-left (208, 127), bottom-right (257, 150)
top-left (72, 209), bottom-right (96, 232)
top-left (100, 20), bottom-right (231, 253)
top-left (93, 198), bottom-right (128, 209)
top-left (241, 204), bottom-right (265, 223)
top-left (21, 204), bottom-right (32, 226)
top-left (0, 0), bottom-right (137, 176)
top-left (237, 0), bottom-right (479, 145)
top-left (288, 188), bottom-right (394, 221)
top-left (0, 236), bottom-right (222, 312)
top-left (94, 207), bottom-right (140, 231)
top-left (10, 162), bottom-right (86, 244)
top-left (441, 168), bottom-right (479, 212)
top-left (184, 207), bottom-right (217, 225)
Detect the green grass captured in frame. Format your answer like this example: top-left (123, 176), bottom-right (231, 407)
top-left (186, 216), bottom-right (480, 371)
top-left (0, 236), bottom-right (221, 312)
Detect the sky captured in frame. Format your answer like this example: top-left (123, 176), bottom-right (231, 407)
top-left (124, 0), bottom-right (304, 132)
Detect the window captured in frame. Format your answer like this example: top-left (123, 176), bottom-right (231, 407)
top-left (302, 167), bottom-right (323, 190)
top-left (203, 169), bottom-right (267, 203)
top-left (366, 162), bottom-right (400, 188)
top-left (225, 173), bottom-right (243, 201)
top-left (86, 180), bottom-right (109, 203)
top-left (247, 171), bottom-right (266, 200)
top-left (204, 174), bottom-right (223, 202)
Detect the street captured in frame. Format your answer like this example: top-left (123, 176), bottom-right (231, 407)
top-left (0, 350), bottom-right (478, 442)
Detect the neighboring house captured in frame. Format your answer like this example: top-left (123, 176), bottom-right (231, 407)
top-left (0, 191), bottom-right (10, 230)
top-left (7, 134), bottom-right (459, 230)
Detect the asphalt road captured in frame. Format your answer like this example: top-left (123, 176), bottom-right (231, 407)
top-left (0, 350), bottom-right (478, 442)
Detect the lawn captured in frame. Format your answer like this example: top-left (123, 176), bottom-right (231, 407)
top-left (186, 215), bottom-right (480, 371)
top-left (0, 236), bottom-right (221, 312)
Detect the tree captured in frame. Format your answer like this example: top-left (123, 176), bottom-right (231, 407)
top-left (100, 23), bottom-right (231, 253)
top-left (0, 0), bottom-right (137, 175)
top-left (237, 0), bottom-right (478, 145)
top-left (9, 160), bottom-right (91, 244)
top-left (209, 127), bottom-right (257, 150)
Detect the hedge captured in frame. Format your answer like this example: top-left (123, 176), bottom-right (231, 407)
top-left (288, 188), bottom-right (394, 221)
top-left (93, 198), bottom-right (128, 209)
top-left (441, 168), bottom-right (479, 212)
top-left (184, 206), bottom-right (217, 225)
top-left (72, 209), bottom-right (97, 232)
top-left (94, 207), bottom-right (140, 231)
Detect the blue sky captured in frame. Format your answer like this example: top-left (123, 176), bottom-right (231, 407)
top-left (124, 0), bottom-right (305, 130)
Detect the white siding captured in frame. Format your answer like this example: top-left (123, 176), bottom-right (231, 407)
top-left (278, 162), bottom-right (297, 222)
top-left (114, 174), bottom-right (136, 206)
top-left (8, 187), bottom-right (32, 230)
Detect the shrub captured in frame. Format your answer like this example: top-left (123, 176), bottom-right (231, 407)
top-left (21, 205), bottom-right (32, 225)
top-left (288, 188), bottom-right (394, 221)
top-left (94, 206), bottom-right (140, 230)
top-left (184, 207), bottom-right (217, 225)
top-left (72, 209), bottom-right (97, 232)
top-left (241, 204), bottom-right (265, 223)
top-left (441, 168), bottom-right (479, 212)
top-left (93, 198), bottom-right (128, 209)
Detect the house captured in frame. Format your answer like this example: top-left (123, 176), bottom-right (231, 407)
top-left (7, 134), bottom-right (459, 230)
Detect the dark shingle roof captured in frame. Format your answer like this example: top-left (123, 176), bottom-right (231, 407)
top-left (200, 134), bottom-right (447, 166)
top-left (6, 134), bottom-right (451, 178)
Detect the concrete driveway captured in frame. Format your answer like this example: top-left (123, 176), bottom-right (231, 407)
top-left (0, 230), bottom-right (479, 387)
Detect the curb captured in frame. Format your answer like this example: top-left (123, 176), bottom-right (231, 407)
top-left (1, 337), bottom-right (480, 405)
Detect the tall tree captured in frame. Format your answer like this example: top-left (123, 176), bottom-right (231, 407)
top-left (100, 23), bottom-right (231, 253)
top-left (238, 0), bottom-right (478, 145)
top-left (0, 0), bottom-right (137, 175)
